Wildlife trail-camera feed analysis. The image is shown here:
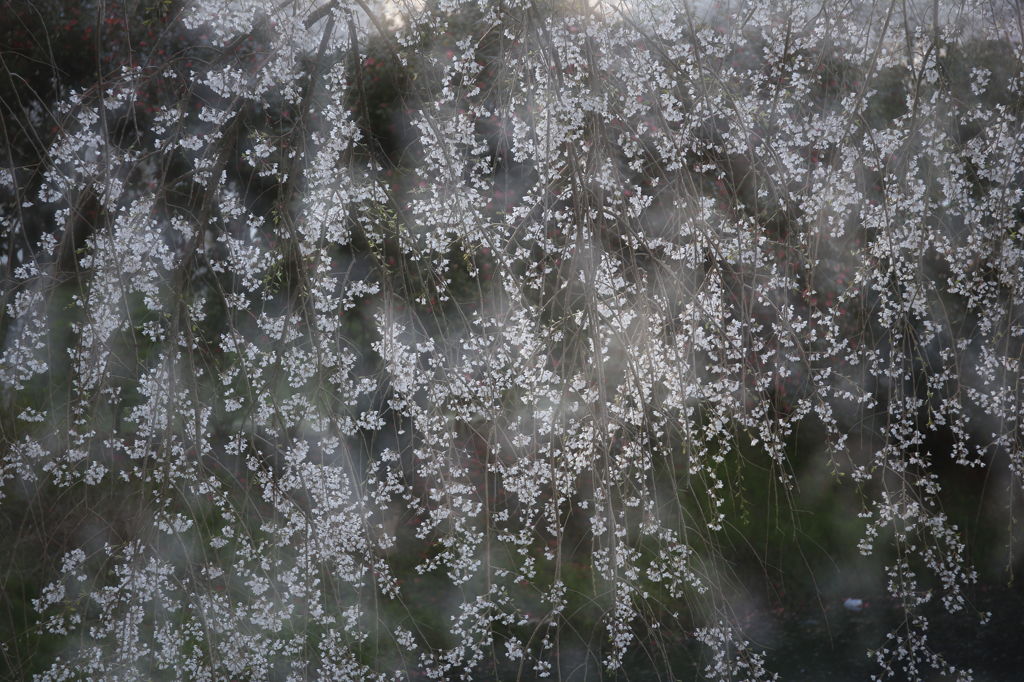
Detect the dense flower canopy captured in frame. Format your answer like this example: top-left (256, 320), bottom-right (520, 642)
top-left (2, 0), bottom-right (1024, 679)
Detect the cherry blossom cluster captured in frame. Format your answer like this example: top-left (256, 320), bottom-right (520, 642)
top-left (1, 0), bottom-right (1022, 679)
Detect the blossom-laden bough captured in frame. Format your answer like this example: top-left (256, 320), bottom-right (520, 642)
top-left (1, 0), bottom-right (1023, 679)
